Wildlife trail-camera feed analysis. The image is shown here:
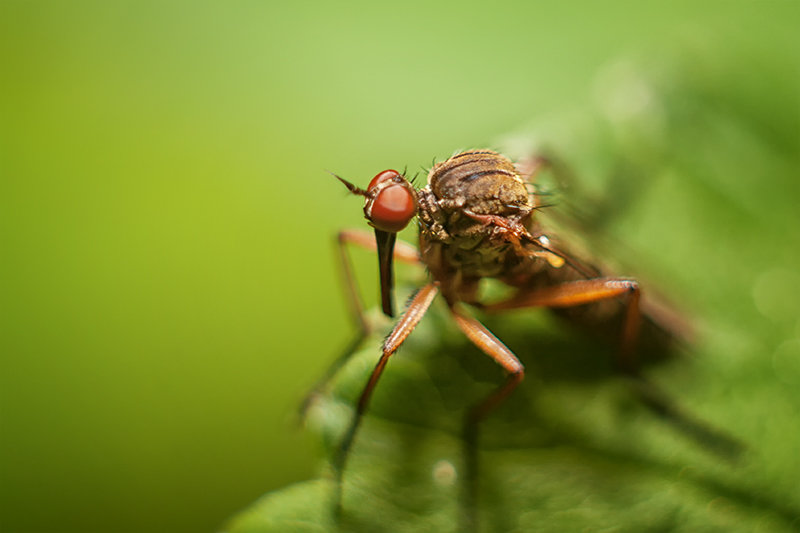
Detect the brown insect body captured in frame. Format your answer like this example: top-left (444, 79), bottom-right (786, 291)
top-left (420, 151), bottom-right (529, 268)
top-left (418, 150), bottom-right (596, 317)
top-left (316, 148), bottom-right (718, 531)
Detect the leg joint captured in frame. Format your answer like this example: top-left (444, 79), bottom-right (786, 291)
top-left (613, 279), bottom-right (639, 292)
top-left (608, 278), bottom-right (640, 300)
top-left (509, 365), bottom-right (525, 379)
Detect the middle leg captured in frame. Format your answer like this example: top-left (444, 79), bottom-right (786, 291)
top-left (333, 282), bottom-right (439, 513)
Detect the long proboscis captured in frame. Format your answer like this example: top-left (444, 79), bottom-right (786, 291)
top-left (374, 228), bottom-right (397, 317)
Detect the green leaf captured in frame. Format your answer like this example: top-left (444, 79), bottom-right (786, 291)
top-left (227, 45), bottom-right (800, 533)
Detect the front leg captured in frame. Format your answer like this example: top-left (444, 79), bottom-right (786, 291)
top-left (333, 283), bottom-right (439, 514)
top-left (299, 229), bottom-right (420, 420)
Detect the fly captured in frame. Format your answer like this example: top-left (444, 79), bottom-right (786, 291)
top-left (304, 149), bottom-right (740, 531)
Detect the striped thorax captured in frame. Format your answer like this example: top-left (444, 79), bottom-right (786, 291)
top-left (417, 150), bottom-right (537, 285)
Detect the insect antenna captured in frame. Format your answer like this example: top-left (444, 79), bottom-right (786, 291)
top-left (327, 170), bottom-right (368, 197)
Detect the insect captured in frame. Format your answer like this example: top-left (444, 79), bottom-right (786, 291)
top-left (305, 149), bottom-right (732, 530)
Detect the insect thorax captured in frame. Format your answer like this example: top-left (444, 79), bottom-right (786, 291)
top-left (417, 150), bottom-right (535, 281)
top-left (429, 149), bottom-right (530, 216)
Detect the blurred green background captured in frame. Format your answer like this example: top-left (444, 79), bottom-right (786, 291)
top-left (1, 2), bottom-right (798, 532)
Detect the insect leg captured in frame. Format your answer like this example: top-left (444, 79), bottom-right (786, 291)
top-left (299, 229), bottom-right (420, 420)
top-left (485, 279), bottom-right (744, 459)
top-left (485, 277), bottom-right (641, 372)
top-left (449, 304), bottom-right (525, 533)
top-left (333, 282), bottom-right (439, 510)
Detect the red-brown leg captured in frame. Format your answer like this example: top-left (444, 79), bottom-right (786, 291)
top-left (490, 278), bottom-right (747, 462)
top-left (299, 229), bottom-right (420, 419)
top-left (334, 282), bottom-right (439, 511)
top-left (449, 304), bottom-right (525, 533)
top-left (450, 306), bottom-right (526, 422)
top-left (485, 277), bottom-right (641, 372)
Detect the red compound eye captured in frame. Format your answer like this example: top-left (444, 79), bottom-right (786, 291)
top-left (365, 169), bottom-right (416, 233)
top-left (368, 169), bottom-right (402, 190)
